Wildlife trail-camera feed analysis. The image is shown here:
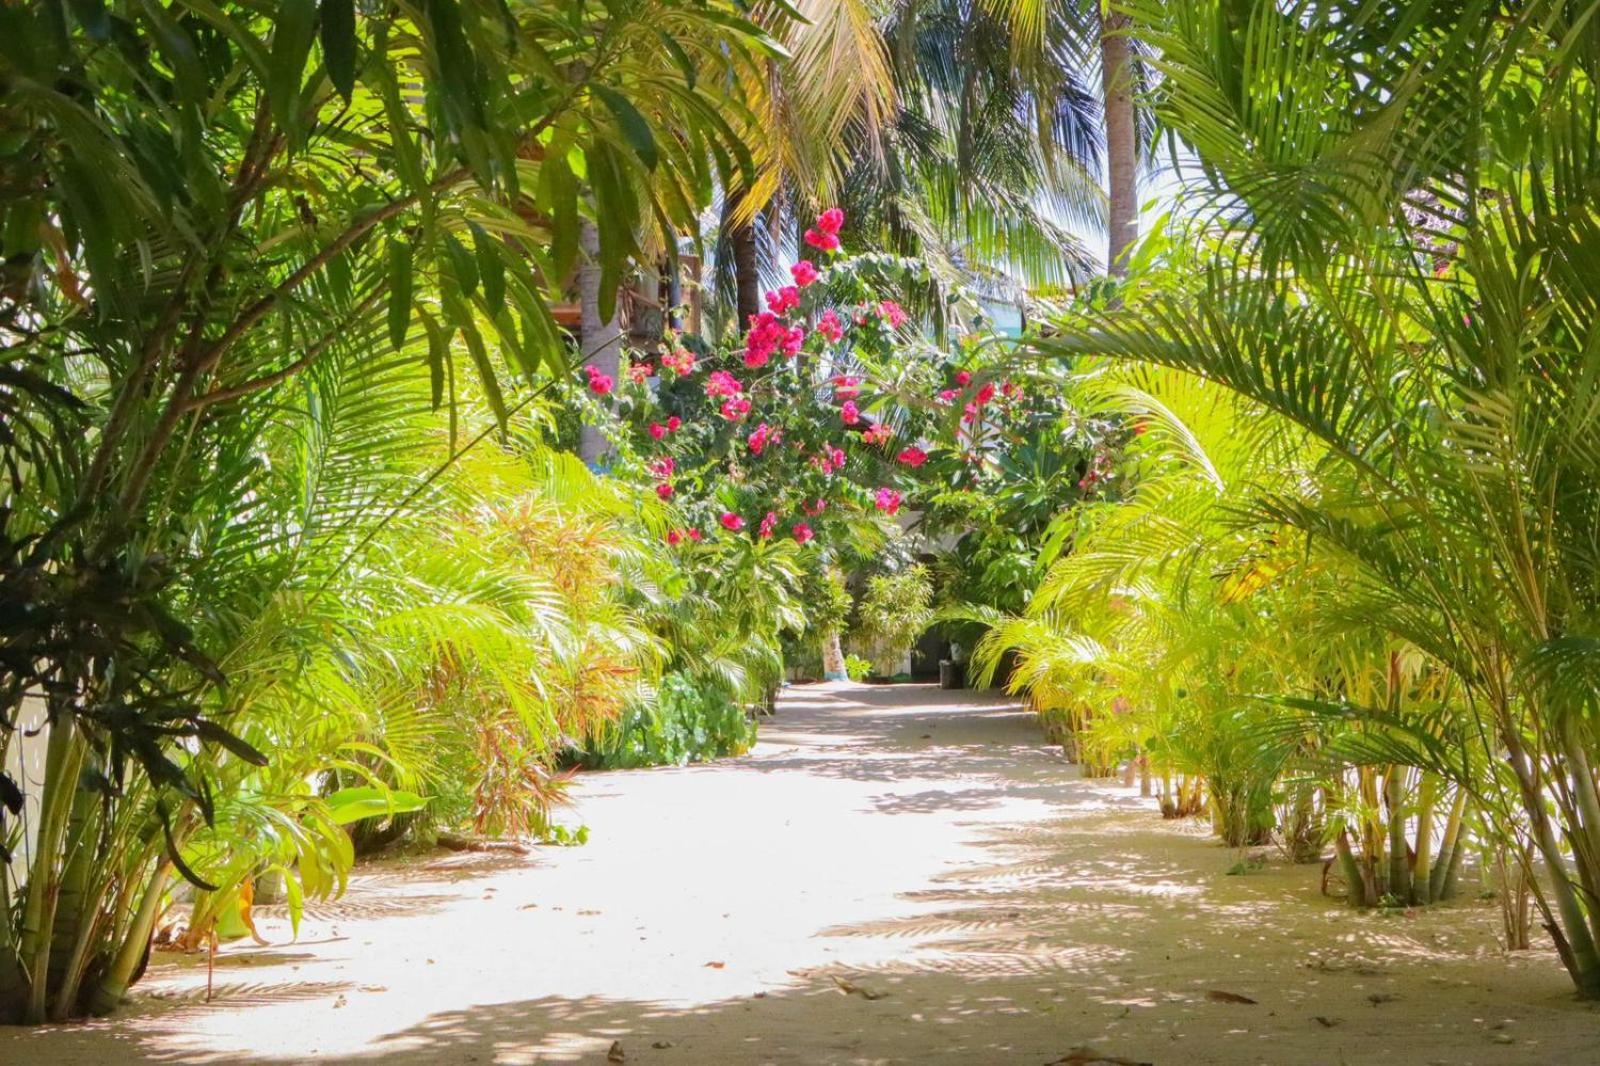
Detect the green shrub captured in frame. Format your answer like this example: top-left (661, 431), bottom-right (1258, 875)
top-left (844, 655), bottom-right (874, 681)
top-left (577, 673), bottom-right (757, 769)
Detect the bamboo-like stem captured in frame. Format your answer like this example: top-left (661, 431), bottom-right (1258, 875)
top-left (16, 713), bottom-right (87, 1023)
top-left (1384, 767), bottom-right (1410, 903)
top-left (86, 862), bottom-right (171, 1017)
top-left (1412, 774), bottom-right (1438, 905)
top-left (1430, 790), bottom-right (1468, 902)
top-left (1335, 828), bottom-right (1367, 908)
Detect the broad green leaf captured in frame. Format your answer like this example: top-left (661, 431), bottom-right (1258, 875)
top-left (319, 0), bottom-right (357, 101)
top-left (592, 83), bottom-right (658, 170)
top-left (387, 238), bottom-right (413, 349)
top-left (323, 786), bottom-right (427, 825)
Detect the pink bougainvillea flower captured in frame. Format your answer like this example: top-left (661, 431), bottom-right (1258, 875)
top-left (1001, 380), bottom-right (1019, 399)
top-left (874, 487), bottom-right (903, 515)
top-left (649, 456), bottom-right (675, 479)
top-left (955, 370), bottom-right (973, 386)
top-left (803, 228), bottom-right (841, 252)
top-left (666, 415), bottom-right (682, 432)
top-left (666, 529), bottom-right (684, 546)
top-left (706, 370), bottom-right (743, 398)
top-left (975, 382), bottom-right (997, 405)
top-left (782, 325), bottom-right (806, 358)
top-left (648, 422), bottom-right (667, 440)
top-left (765, 286), bottom-right (801, 314)
top-left (816, 207), bottom-right (845, 235)
top-left (747, 422), bottom-right (781, 456)
top-left (961, 401), bottom-right (980, 425)
top-left (719, 512), bottom-right (745, 532)
top-left (877, 300), bottom-right (908, 328)
top-left (661, 347), bottom-right (696, 375)
top-left (720, 395), bottom-right (753, 422)
top-left (791, 260), bottom-right (819, 287)
top-left (840, 400), bottom-right (860, 426)
top-left (897, 446), bottom-right (928, 467)
top-left (792, 522), bottom-right (814, 544)
top-left (937, 388), bottom-right (959, 404)
top-left (583, 365), bottom-right (614, 395)
top-left (655, 482), bottom-right (674, 500)
top-left (629, 362), bottom-right (653, 384)
top-left (687, 528), bottom-right (704, 542)
top-left (817, 309), bottom-right (844, 343)
top-left (758, 511), bottom-right (778, 540)
top-left (862, 422), bottom-right (891, 446)
top-left (803, 497), bottom-right (828, 516)
top-left (832, 374), bottom-right (861, 399)
top-left (743, 311), bottom-right (792, 367)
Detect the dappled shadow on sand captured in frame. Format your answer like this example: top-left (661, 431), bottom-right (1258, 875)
top-left (5, 682), bottom-right (1596, 1065)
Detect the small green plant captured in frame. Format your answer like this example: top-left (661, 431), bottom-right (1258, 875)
top-left (844, 655), bottom-right (874, 681)
top-left (577, 672), bottom-right (757, 769)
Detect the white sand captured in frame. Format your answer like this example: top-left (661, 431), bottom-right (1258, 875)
top-left (3, 681), bottom-right (1596, 1064)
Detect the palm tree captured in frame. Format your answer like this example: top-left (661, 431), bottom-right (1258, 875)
top-left (1033, 0), bottom-right (1600, 997)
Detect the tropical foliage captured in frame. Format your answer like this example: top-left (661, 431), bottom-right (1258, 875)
top-left (988, 0), bottom-right (1600, 999)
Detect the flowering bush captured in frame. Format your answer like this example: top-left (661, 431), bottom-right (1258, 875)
top-left (579, 208), bottom-right (1094, 559)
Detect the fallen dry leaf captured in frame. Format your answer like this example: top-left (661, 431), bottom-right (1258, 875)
top-left (704, 960), bottom-right (725, 969)
top-left (607, 1039), bottom-right (626, 1063)
top-left (830, 975), bottom-right (886, 1000)
top-left (1205, 989), bottom-right (1257, 1004)
top-left (1044, 1047), bottom-right (1154, 1066)
top-left (1313, 1015), bottom-right (1341, 1028)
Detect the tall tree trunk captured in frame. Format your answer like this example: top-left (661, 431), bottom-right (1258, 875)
top-left (577, 219), bottom-right (622, 467)
top-left (1100, 11), bottom-right (1138, 277)
top-left (821, 629), bottom-right (847, 681)
top-left (726, 190), bottom-right (761, 325)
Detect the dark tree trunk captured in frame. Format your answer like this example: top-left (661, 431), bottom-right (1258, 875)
top-left (726, 190), bottom-right (761, 325)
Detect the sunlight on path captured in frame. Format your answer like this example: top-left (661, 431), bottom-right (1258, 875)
top-left (2, 682), bottom-right (1595, 1064)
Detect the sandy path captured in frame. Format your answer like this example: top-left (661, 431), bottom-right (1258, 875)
top-left (3, 681), bottom-right (1597, 1064)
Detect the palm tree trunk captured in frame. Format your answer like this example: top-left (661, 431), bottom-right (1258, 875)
top-left (821, 629), bottom-right (847, 681)
top-left (725, 189), bottom-right (761, 324)
top-left (578, 219), bottom-right (622, 467)
top-left (1100, 10), bottom-right (1138, 277)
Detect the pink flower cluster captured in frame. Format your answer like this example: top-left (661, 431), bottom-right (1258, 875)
top-left (648, 415), bottom-right (683, 440)
top-left (877, 300), bottom-right (908, 329)
top-left (804, 207), bottom-right (845, 253)
top-left (705, 370), bottom-right (743, 398)
top-left (628, 362), bottom-right (653, 384)
top-left (862, 423), bottom-right (891, 446)
top-left (874, 487), bottom-right (902, 515)
top-left (747, 422), bottom-right (781, 455)
top-left (744, 311), bottom-right (804, 368)
top-left (832, 375), bottom-right (861, 399)
top-left (897, 446), bottom-right (927, 467)
top-left (661, 347), bottom-right (696, 375)
top-left (583, 364), bottom-right (614, 395)
top-left (817, 309), bottom-right (844, 343)
top-left (791, 260), bottom-right (819, 287)
top-left (840, 400), bottom-right (860, 426)
top-left (812, 444), bottom-right (847, 475)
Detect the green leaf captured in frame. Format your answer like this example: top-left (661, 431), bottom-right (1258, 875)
top-left (541, 151), bottom-right (579, 280)
top-left (592, 84), bottom-right (658, 170)
top-left (268, 0), bottom-right (318, 140)
top-left (443, 232), bottom-right (479, 296)
top-left (324, 787), bottom-right (428, 825)
top-left (387, 238), bottom-right (413, 349)
top-left (319, 0), bottom-right (357, 101)
top-left (419, 309), bottom-right (449, 410)
top-left (194, 719), bottom-right (269, 767)
top-left (471, 222), bottom-right (505, 314)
